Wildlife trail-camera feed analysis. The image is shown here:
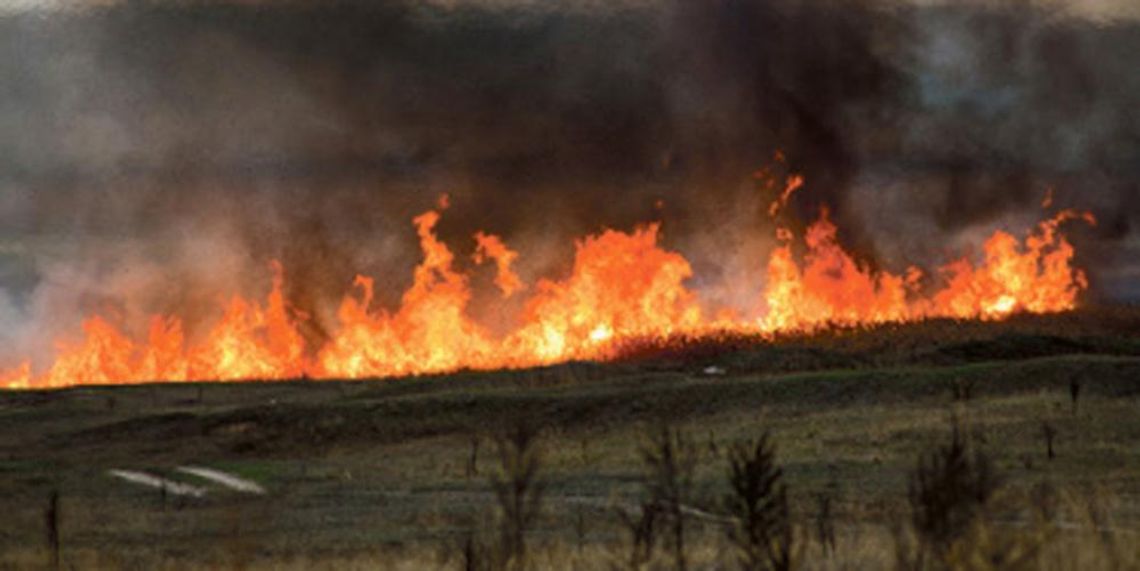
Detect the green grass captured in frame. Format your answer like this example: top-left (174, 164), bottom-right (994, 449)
top-left (1, 308), bottom-right (1139, 568)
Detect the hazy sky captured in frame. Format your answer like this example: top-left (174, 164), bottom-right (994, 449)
top-left (1, 0), bottom-right (1139, 20)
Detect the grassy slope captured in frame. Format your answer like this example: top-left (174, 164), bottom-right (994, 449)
top-left (1, 309), bottom-right (1139, 567)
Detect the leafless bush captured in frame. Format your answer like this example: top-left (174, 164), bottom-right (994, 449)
top-left (1042, 422), bottom-right (1057, 460)
top-left (45, 490), bottom-right (60, 570)
top-left (467, 434), bottom-right (480, 478)
top-left (723, 433), bottom-right (795, 571)
top-left (707, 430), bottom-right (720, 458)
top-left (640, 422), bottom-right (698, 571)
top-left (1069, 377), bottom-right (1081, 415)
top-left (615, 498), bottom-right (661, 570)
top-left (490, 422), bottom-right (545, 571)
top-left (459, 524), bottom-right (489, 571)
top-left (906, 420), bottom-right (999, 565)
top-left (950, 378), bottom-right (975, 403)
top-left (814, 488), bottom-right (836, 557)
top-left (573, 506), bottom-right (587, 552)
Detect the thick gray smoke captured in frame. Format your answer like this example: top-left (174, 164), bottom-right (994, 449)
top-left (0, 0), bottom-right (1137, 363)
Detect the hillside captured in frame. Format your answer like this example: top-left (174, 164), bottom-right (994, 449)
top-left (1, 307), bottom-right (1139, 568)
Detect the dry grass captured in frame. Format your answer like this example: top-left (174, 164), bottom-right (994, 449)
top-left (610, 306), bottom-right (1140, 374)
top-left (4, 502), bottom-right (1135, 571)
top-left (1, 308), bottom-right (1139, 569)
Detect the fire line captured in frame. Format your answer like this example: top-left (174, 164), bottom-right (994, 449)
top-left (0, 178), bottom-right (1095, 389)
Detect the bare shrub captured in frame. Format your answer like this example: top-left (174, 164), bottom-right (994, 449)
top-left (573, 506), bottom-right (587, 552)
top-left (1042, 422), bottom-right (1057, 460)
top-left (615, 498), bottom-right (661, 570)
top-left (814, 488), bottom-right (836, 557)
top-left (641, 422), bottom-right (697, 571)
top-left (906, 420), bottom-right (999, 565)
top-left (490, 422), bottom-right (545, 571)
top-left (459, 524), bottom-right (489, 571)
top-left (1069, 377), bottom-right (1081, 415)
top-left (45, 490), bottom-right (60, 570)
top-left (467, 434), bottom-right (480, 478)
top-left (950, 378), bottom-right (975, 403)
top-left (723, 433), bottom-right (795, 571)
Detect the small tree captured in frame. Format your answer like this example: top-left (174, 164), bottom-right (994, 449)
top-left (908, 421), bottom-right (998, 561)
top-left (950, 378), bottom-right (975, 403)
top-left (45, 490), bottom-right (60, 570)
top-left (616, 498), bottom-right (662, 570)
top-left (467, 434), bottom-right (481, 478)
top-left (459, 523), bottom-right (488, 571)
top-left (641, 422), bottom-right (697, 571)
top-left (490, 422), bottom-right (545, 571)
top-left (1042, 422), bottom-right (1057, 460)
top-left (1069, 377), bottom-right (1081, 416)
top-left (814, 489), bottom-right (836, 557)
top-left (724, 433), bottom-right (794, 571)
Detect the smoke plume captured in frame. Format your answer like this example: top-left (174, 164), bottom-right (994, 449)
top-left (0, 0), bottom-right (1137, 363)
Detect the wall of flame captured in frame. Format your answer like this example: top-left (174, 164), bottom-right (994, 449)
top-left (0, 174), bottom-right (1095, 389)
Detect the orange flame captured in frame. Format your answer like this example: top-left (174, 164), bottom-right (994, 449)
top-left (932, 209), bottom-right (1095, 319)
top-left (762, 207), bottom-right (919, 331)
top-left (317, 209), bottom-right (492, 378)
top-left (504, 223), bottom-right (702, 365)
top-left (761, 205), bottom-right (1094, 331)
top-left (0, 179), bottom-right (1097, 388)
top-left (5, 262), bottom-right (309, 388)
top-left (0, 362), bottom-right (31, 389)
top-left (473, 232), bottom-right (524, 298)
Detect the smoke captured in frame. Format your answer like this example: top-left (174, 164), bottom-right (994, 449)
top-left (0, 0), bottom-right (1137, 361)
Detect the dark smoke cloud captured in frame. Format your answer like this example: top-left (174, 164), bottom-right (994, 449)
top-left (0, 0), bottom-right (1137, 360)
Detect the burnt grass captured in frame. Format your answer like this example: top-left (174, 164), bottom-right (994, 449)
top-left (1, 305), bottom-right (1139, 565)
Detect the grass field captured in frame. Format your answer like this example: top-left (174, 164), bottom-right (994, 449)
top-left (2, 307), bottom-right (1139, 569)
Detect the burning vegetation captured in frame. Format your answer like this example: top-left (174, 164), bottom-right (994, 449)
top-left (0, 172), bottom-right (1094, 389)
top-left (0, 0), bottom-right (1131, 390)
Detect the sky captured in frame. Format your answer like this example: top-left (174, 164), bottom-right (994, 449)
top-left (0, 0), bottom-right (1139, 19)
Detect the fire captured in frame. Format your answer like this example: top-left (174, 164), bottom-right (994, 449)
top-left (473, 232), bottom-right (524, 298)
top-left (505, 223), bottom-right (701, 363)
top-left (316, 209), bottom-right (493, 378)
top-left (0, 362), bottom-right (30, 389)
top-left (931, 209), bottom-right (1095, 319)
top-left (761, 207), bottom-right (920, 330)
top-left (0, 177), bottom-right (1096, 388)
top-left (6, 262), bottom-right (311, 387)
top-left (760, 206), bottom-right (1094, 330)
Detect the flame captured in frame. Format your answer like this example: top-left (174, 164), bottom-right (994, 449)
top-left (759, 206), bottom-right (1094, 331)
top-left (188, 261), bottom-right (308, 381)
top-left (931, 209), bottom-right (1095, 320)
top-left (0, 362), bottom-right (30, 389)
top-left (4, 262), bottom-right (309, 388)
top-left (768, 174), bottom-right (804, 217)
top-left (504, 223), bottom-right (702, 364)
top-left (473, 232), bottom-right (524, 298)
top-left (316, 210), bottom-right (493, 378)
top-left (761, 207), bottom-right (920, 330)
top-left (0, 177), bottom-right (1097, 388)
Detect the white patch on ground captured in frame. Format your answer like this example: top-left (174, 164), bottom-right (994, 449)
top-left (107, 469), bottom-right (207, 498)
top-left (177, 466), bottom-right (266, 495)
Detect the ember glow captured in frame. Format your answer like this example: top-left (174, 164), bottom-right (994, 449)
top-left (0, 177), bottom-right (1095, 389)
